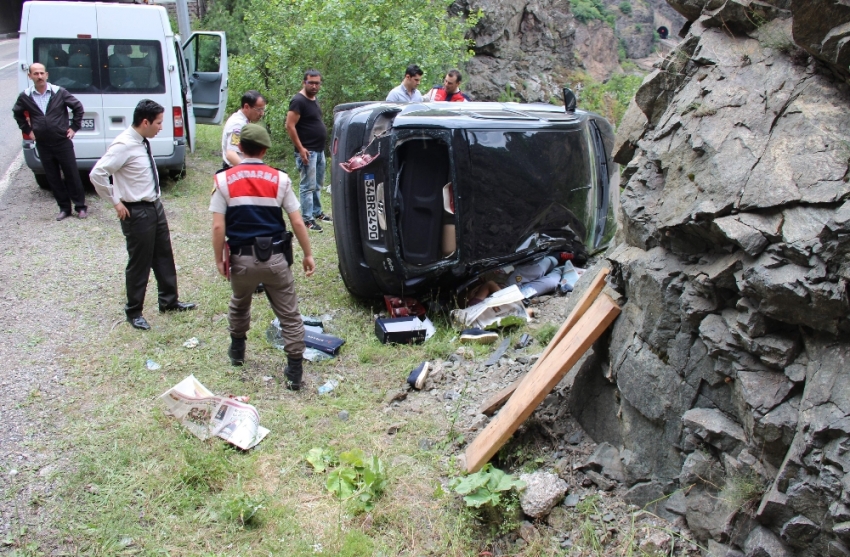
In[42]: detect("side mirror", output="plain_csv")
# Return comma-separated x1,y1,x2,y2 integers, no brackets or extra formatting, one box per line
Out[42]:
562,87,577,113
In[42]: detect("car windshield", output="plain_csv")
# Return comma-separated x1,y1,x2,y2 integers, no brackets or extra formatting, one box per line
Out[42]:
460,128,592,261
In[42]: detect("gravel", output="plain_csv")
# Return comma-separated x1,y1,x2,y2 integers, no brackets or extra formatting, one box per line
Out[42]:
0,167,136,544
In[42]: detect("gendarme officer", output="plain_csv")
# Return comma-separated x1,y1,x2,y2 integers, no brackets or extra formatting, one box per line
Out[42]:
210,124,315,389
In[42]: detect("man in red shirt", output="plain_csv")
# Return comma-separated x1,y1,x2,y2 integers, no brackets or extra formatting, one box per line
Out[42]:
424,69,471,102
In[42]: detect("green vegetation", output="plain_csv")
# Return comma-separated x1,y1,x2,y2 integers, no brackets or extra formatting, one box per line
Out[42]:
227,0,476,159
569,0,615,27
452,464,525,536
721,471,768,512
200,0,250,56
619,1,633,16
567,71,644,125
305,447,388,513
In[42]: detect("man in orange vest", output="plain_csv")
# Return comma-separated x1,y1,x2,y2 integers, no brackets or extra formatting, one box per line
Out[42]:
424,69,471,102
210,123,315,390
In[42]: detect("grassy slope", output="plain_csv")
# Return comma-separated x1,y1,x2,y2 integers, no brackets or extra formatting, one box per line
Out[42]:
49,125,481,556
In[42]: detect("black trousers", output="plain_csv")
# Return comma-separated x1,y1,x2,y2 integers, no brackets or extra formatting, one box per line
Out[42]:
39,139,87,213
120,200,178,318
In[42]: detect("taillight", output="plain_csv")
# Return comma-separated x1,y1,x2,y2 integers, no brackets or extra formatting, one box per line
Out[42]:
173,107,183,138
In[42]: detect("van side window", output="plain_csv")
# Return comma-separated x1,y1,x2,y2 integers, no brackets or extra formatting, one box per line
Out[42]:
101,40,165,93
33,39,99,93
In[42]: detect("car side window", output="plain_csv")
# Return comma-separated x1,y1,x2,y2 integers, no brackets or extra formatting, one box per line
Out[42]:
33,38,99,93
100,40,165,93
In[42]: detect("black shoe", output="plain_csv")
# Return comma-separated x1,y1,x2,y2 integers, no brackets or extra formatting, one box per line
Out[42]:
305,220,323,232
229,335,246,366
128,315,151,330
316,213,333,223
284,356,304,391
159,301,197,313
255,283,265,294
56,210,71,221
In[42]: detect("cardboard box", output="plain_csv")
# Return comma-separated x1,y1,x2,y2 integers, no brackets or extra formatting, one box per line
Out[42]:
375,316,427,345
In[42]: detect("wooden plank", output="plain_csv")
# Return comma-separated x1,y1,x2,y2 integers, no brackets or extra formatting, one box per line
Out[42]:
465,293,621,473
478,376,524,416
475,268,610,416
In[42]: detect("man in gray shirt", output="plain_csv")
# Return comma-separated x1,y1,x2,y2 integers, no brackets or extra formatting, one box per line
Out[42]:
386,64,424,103
90,99,195,331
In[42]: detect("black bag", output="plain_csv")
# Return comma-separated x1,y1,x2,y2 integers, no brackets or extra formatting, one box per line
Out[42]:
253,236,273,262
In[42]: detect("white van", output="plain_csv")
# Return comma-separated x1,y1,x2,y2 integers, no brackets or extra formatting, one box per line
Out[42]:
17,0,228,186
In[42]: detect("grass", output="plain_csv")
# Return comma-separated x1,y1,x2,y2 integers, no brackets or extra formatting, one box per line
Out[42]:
2,124,554,556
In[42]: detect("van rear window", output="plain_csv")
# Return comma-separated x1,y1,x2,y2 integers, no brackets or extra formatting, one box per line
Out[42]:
33,39,165,94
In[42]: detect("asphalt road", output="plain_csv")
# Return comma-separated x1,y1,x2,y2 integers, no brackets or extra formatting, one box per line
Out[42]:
0,38,22,181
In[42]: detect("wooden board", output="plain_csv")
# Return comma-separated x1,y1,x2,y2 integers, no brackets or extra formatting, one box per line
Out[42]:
465,293,621,472
475,268,610,416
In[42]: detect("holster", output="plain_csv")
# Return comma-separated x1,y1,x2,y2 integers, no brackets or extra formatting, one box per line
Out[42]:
282,232,294,267
253,236,273,262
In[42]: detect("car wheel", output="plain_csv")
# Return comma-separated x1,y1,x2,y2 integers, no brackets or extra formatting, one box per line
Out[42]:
332,174,383,299
34,173,50,190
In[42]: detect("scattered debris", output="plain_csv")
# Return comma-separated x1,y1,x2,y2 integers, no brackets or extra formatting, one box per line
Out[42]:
145,359,161,371
159,375,269,450
317,379,339,395
406,362,430,390
182,337,199,349
484,337,511,366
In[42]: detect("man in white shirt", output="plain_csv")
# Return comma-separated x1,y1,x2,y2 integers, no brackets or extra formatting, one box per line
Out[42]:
221,90,267,169
385,64,423,103
90,99,196,331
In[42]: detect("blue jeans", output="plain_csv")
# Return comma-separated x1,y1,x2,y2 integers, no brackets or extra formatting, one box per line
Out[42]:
295,150,325,221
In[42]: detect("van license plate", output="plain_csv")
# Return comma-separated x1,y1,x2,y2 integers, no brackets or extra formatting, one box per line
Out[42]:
80,118,95,131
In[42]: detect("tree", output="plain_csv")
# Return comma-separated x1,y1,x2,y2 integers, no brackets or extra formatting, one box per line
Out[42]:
228,0,476,156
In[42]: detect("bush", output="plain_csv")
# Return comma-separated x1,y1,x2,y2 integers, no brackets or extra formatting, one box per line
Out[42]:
619,1,632,16
228,0,475,159
568,71,644,126
569,0,615,27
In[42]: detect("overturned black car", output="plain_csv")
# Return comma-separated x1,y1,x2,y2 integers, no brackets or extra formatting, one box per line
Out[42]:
329,98,618,298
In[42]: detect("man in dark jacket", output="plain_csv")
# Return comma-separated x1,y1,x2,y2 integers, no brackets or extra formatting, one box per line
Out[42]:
12,63,88,220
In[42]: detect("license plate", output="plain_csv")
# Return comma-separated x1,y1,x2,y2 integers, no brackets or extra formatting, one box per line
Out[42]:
80,118,95,131
364,174,379,241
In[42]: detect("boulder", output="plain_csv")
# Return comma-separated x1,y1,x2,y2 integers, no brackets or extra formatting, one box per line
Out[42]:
518,471,567,519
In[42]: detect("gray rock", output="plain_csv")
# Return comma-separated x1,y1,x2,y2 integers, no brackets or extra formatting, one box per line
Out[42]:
734,371,794,414
743,525,791,557
666,490,688,516
682,408,747,454
685,488,734,542
563,493,580,508
518,472,568,519
337,410,349,421
713,215,770,256
707,539,745,557
680,450,725,488
625,480,677,521
780,515,820,548
581,442,626,482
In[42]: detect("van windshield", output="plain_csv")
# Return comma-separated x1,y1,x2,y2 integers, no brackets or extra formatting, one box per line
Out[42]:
33,38,165,94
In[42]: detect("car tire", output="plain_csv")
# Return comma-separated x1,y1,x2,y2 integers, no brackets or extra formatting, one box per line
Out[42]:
34,173,50,190
332,173,383,299
333,101,380,115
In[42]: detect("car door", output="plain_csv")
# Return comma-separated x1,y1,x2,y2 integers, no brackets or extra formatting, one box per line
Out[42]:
181,32,228,125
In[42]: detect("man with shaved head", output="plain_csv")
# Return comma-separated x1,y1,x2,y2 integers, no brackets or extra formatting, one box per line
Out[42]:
13,62,88,220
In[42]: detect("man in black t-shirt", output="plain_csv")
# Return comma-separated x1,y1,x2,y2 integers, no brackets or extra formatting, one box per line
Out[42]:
285,70,330,232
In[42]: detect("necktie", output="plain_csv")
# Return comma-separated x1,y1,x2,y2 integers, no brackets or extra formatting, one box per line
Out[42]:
143,138,160,197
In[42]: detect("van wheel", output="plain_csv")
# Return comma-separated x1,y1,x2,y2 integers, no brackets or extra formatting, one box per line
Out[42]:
332,176,383,299
34,173,51,190
168,164,187,181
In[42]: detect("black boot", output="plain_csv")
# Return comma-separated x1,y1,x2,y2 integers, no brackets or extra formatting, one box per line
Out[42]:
284,356,303,391
228,334,246,366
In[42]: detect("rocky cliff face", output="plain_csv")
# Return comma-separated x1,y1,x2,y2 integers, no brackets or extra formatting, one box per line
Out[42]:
570,1,850,555
453,0,685,101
